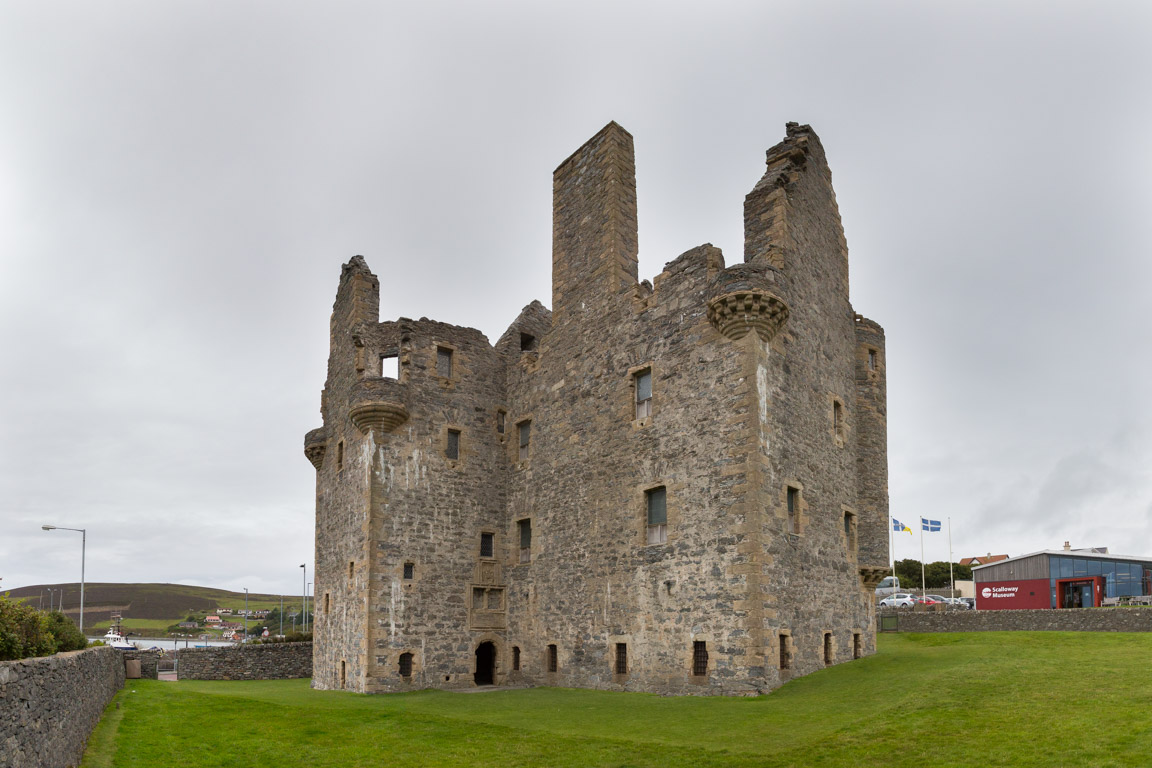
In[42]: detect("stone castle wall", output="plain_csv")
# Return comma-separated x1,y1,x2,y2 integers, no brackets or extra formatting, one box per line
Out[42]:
0,647,125,768
307,121,889,695
176,642,312,680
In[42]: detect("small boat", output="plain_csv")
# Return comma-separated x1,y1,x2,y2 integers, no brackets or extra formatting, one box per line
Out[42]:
103,612,136,650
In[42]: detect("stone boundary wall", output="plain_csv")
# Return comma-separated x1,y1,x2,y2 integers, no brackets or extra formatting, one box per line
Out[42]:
882,607,1152,633
177,642,312,680
121,649,160,679
0,646,125,768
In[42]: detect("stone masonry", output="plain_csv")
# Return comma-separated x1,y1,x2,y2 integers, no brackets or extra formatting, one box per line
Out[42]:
176,642,313,681
305,122,890,695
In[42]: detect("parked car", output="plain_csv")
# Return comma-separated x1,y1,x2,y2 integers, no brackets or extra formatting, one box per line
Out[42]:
879,593,915,608
914,595,946,606
875,576,901,597
958,597,975,610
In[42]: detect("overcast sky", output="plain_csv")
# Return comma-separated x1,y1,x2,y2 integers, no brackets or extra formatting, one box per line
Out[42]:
2,1,1150,596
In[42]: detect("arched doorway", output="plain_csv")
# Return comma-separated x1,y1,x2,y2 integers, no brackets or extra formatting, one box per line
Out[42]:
474,641,496,685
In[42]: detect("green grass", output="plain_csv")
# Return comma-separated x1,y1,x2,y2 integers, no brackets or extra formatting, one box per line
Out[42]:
82,632,1152,767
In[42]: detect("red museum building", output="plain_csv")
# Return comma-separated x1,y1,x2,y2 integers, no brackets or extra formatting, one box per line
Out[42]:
972,549,1152,610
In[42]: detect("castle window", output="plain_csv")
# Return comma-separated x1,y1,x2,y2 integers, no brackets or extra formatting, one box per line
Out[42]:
853,632,862,660
833,399,844,442
520,332,537,352
497,410,506,434
340,660,346,687
786,486,800,534
868,349,877,371
349,560,355,583
615,643,628,675
512,646,521,671
337,440,345,471
646,486,667,545
381,352,399,379
399,652,413,678
436,346,453,378
824,633,833,665
480,532,494,559
324,593,330,614
518,420,531,461
518,519,532,563
635,368,652,419
779,633,792,670
472,588,485,610
446,429,460,460
843,509,857,554
486,589,503,610
547,644,558,673
403,562,414,580
692,641,708,677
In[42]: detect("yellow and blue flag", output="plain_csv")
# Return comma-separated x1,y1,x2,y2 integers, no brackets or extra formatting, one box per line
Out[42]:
892,518,912,534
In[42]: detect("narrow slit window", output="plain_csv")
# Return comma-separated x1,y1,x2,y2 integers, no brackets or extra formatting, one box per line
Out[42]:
853,633,862,660
403,562,414,580
518,420,531,461
436,346,453,378
780,634,791,669
692,641,708,676
833,400,844,438
868,349,877,371
337,440,345,471
646,486,667,545
824,633,833,665
381,353,399,379
340,660,346,687
348,560,355,583
496,410,506,434
446,429,460,460
398,652,413,677
518,519,532,563
635,368,652,419
512,646,521,671
786,487,800,534
615,643,628,675
843,511,857,553
547,644,558,673
480,532,494,559
324,593,330,614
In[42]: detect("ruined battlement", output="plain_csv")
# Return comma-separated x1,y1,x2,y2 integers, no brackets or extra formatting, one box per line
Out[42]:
306,122,889,696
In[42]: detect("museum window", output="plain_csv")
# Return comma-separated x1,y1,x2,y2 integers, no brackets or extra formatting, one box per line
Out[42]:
547,644,558,673
512,646,521,671
646,486,667,545
446,429,460,460
635,368,652,419
518,518,532,563
436,346,453,378
480,532,495,559
824,633,833,665
518,420,531,461
615,643,628,675
403,562,414,580
786,486,800,534
399,652,413,678
381,352,399,379
496,410,506,434
692,641,708,677
853,632,862,660
779,633,791,670
520,332,537,352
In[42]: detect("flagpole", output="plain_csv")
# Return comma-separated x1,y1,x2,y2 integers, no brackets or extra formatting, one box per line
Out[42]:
948,517,955,599
920,518,926,599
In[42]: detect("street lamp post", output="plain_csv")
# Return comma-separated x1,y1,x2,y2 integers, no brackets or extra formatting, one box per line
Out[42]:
243,588,249,642
279,595,284,637
307,582,312,633
42,525,85,634
300,564,306,633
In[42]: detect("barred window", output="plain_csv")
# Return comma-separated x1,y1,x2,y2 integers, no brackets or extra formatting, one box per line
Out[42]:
399,652,413,677
615,643,628,675
403,562,414,580
436,346,453,378
692,641,708,676
480,532,494,559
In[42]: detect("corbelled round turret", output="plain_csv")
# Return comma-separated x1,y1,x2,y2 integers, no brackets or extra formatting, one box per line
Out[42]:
706,262,790,343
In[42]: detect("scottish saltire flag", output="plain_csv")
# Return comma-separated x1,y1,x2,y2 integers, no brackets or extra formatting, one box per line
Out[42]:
921,518,941,532
892,518,912,534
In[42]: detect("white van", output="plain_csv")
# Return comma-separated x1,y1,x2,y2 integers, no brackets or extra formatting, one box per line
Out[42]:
875,576,900,596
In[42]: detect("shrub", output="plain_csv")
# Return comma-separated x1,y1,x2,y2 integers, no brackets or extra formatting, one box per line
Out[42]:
42,610,88,652
0,595,56,660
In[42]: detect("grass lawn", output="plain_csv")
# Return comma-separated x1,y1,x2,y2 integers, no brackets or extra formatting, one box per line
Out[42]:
81,632,1152,767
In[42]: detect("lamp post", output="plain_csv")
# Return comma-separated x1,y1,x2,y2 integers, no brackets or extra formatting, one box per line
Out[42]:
46,588,54,612
307,582,312,633
279,595,284,637
243,588,249,643
300,564,306,633
42,525,85,634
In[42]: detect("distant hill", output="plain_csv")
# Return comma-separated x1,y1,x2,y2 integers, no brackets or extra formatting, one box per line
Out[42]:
5,583,301,627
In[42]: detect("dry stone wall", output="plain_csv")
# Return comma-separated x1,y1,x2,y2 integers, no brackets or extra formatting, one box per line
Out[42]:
886,608,1152,633
176,642,312,680
0,647,124,768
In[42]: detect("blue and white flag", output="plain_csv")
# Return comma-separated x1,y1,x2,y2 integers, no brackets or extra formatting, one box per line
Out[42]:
921,518,941,532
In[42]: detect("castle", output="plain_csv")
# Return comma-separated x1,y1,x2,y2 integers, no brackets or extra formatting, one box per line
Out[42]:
304,122,890,695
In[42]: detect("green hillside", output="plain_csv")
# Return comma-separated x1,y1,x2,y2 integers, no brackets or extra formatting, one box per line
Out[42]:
5,583,306,632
